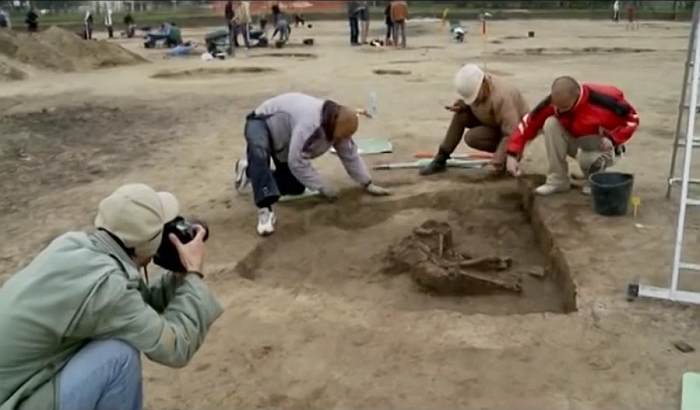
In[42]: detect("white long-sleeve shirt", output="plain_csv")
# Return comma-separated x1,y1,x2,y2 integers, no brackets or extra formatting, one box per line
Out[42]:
0,10,10,30
105,9,113,26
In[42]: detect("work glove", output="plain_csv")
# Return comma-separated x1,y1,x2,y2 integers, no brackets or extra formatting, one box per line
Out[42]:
318,186,339,201
505,155,522,177
365,182,391,196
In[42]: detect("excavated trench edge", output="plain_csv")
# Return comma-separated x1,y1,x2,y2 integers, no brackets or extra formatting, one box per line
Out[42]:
518,178,577,313
236,180,577,314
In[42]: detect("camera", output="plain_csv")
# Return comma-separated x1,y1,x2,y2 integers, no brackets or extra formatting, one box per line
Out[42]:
153,216,209,273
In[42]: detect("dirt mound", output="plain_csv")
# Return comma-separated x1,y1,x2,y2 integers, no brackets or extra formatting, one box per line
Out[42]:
384,220,522,295
150,66,277,80
0,26,147,73
0,61,26,81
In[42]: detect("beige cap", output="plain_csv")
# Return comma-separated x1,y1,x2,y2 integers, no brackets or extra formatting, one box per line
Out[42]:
454,64,485,104
95,183,179,256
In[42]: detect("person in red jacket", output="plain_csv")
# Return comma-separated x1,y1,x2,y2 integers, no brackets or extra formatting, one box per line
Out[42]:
505,76,639,195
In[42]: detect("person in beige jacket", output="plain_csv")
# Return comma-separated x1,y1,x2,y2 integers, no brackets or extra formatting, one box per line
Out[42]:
420,64,530,176
234,1,252,48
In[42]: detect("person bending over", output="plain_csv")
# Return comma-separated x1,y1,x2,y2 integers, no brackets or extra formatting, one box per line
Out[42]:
420,64,529,176
234,92,391,236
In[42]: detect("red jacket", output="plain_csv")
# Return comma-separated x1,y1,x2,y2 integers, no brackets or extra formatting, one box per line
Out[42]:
506,83,639,157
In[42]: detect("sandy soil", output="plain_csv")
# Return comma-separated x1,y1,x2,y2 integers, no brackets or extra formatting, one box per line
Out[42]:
2,19,700,409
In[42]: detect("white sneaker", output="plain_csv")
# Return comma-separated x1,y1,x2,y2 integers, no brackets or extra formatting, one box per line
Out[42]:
257,208,276,236
535,182,571,196
234,159,250,194
581,185,592,195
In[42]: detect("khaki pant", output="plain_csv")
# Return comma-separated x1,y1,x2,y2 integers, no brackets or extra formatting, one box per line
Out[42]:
392,20,406,48
543,117,615,185
439,106,506,157
360,19,369,43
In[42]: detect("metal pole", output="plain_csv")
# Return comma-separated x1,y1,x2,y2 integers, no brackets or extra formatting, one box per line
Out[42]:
671,10,700,298
667,1,700,198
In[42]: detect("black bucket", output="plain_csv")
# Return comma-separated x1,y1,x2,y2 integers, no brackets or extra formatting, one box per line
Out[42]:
589,172,634,216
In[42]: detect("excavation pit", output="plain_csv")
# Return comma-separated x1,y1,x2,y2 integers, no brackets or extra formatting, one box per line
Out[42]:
491,47,656,57
373,69,411,76
150,66,276,79
235,182,576,316
248,52,317,60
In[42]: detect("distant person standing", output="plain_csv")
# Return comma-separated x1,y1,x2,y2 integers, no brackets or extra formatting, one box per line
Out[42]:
105,7,114,38
626,2,638,30
612,0,620,22
124,13,135,38
25,6,38,32
272,12,291,43
347,1,360,46
390,0,408,49
358,1,370,45
383,1,393,46
234,1,251,49
224,0,236,54
84,9,94,40
0,8,10,30
259,13,268,36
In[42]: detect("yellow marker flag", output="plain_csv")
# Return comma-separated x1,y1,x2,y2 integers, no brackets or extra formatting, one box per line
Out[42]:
631,196,641,218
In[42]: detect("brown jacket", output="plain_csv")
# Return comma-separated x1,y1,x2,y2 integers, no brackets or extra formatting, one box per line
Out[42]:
468,75,530,155
390,1,408,22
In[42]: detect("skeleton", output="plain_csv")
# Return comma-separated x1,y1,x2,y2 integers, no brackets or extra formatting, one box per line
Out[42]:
384,220,522,295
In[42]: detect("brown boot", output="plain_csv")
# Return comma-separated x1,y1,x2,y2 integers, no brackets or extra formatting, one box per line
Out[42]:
419,149,450,176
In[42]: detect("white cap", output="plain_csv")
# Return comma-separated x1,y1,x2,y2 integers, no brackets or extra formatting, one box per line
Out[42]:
454,64,485,104
95,184,179,256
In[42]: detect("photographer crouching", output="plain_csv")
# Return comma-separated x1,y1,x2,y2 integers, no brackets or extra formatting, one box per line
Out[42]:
0,183,223,410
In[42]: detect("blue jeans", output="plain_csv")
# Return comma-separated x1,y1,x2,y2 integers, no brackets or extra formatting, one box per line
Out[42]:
244,117,305,209
272,23,290,42
235,23,251,48
227,22,235,55
349,17,359,44
58,340,142,410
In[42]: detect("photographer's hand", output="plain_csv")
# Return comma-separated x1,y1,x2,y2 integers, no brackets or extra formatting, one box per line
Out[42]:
169,225,206,275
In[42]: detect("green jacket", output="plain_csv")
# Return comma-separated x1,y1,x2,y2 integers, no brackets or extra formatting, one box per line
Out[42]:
168,25,182,44
0,231,223,410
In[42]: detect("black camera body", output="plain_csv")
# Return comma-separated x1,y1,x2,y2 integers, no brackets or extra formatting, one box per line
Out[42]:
153,217,209,273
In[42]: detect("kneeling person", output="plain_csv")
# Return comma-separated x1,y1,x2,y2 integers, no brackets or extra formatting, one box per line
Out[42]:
0,184,222,410
505,76,639,195
235,92,390,236
421,64,530,175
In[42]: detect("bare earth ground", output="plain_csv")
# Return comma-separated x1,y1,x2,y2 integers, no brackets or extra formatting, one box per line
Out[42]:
3,19,700,409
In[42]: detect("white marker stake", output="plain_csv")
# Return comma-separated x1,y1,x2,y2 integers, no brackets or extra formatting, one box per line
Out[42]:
367,91,378,118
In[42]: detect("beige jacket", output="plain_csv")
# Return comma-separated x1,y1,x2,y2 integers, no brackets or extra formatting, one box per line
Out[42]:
234,1,251,24
467,75,530,157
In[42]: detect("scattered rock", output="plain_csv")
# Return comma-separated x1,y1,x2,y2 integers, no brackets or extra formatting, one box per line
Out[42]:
528,267,546,279
673,340,695,353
